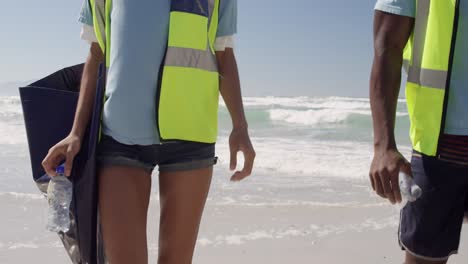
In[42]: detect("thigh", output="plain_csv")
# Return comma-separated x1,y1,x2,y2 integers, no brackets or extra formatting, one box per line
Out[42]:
99,165,152,264
405,253,447,264
157,167,213,264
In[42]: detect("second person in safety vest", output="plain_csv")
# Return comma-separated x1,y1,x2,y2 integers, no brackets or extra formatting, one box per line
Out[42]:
42,0,256,263
370,1,468,263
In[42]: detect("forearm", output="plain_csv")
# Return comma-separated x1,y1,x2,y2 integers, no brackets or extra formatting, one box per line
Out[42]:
217,49,248,129
70,43,104,139
370,50,403,151
370,11,414,152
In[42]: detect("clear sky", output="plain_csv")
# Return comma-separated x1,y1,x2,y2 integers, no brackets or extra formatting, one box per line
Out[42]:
0,0,377,97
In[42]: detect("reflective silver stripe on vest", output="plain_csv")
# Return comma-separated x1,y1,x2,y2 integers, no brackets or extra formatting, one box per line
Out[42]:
408,66,448,90
403,59,410,73
406,0,448,90
165,47,218,72
164,0,218,72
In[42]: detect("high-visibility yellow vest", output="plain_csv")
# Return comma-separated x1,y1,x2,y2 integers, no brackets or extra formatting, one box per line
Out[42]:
90,0,220,144
403,0,460,156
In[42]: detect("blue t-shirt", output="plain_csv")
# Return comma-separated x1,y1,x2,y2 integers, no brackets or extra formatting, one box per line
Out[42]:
79,0,237,145
376,0,468,135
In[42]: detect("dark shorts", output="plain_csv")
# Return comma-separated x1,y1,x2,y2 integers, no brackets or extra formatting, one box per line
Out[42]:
399,151,468,261
97,135,217,173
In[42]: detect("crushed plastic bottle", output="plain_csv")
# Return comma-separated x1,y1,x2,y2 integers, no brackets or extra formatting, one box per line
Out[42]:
398,171,422,209
46,164,72,232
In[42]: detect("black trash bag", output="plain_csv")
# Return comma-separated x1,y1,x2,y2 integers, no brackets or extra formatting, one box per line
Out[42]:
19,64,106,264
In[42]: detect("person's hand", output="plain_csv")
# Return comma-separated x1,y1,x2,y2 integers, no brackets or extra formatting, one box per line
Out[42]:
229,127,256,181
370,148,411,204
42,134,82,177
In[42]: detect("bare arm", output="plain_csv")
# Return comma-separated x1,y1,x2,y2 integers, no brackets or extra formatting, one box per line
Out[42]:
369,11,414,204
370,11,413,151
42,43,104,176
71,43,104,138
216,48,255,181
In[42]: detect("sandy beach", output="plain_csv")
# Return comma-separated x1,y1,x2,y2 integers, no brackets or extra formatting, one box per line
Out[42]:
2,170,468,264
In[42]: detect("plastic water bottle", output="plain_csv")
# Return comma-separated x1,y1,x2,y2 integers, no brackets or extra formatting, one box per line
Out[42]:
399,172,422,209
46,164,73,232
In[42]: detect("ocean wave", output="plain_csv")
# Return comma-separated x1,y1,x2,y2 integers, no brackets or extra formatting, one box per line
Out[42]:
0,96,21,105
228,96,372,110
268,108,366,125
228,96,406,109
219,96,409,127
0,96,30,144
1,95,408,131
268,108,407,126
0,96,23,118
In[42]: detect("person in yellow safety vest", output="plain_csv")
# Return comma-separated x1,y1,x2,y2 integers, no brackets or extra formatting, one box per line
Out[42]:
42,1,255,263
370,1,468,263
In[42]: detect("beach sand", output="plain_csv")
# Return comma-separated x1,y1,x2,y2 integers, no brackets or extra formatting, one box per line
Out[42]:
1,179,467,264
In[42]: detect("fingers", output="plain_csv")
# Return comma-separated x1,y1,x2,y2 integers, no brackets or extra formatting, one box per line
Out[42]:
371,165,405,204
230,148,237,171
369,171,376,191
391,171,402,204
373,174,385,199
400,159,412,177
231,149,255,182
42,146,63,177
380,169,396,204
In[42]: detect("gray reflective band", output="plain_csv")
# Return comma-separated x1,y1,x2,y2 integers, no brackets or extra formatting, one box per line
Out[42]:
406,0,448,89
165,47,218,72
403,59,410,73
407,66,448,90
164,0,218,73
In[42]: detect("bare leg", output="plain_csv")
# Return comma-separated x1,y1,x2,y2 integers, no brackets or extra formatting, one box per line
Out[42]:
157,167,213,264
99,166,152,264
405,252,448,264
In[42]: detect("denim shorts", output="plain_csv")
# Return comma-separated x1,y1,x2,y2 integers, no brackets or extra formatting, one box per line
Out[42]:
96,135,217,173
399,151,468,261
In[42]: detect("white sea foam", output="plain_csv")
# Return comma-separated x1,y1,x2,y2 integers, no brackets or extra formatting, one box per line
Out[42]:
0,192,44,201
193,216,398,246
216,136,412,180
0,97,27,145
0,96,21,107
7,243,40,250
239,96,371,109
220,96,409,126
226,96,406,109
213,199,389,208
269,108,407,126
268,108,369,125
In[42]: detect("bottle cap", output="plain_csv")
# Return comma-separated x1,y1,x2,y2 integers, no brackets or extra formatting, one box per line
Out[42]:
56,164,65,175
411,185,422,199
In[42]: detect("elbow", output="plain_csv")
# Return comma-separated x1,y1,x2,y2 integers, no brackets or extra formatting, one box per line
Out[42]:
89,43,105,64
373,34,405,60
216,48,236,77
